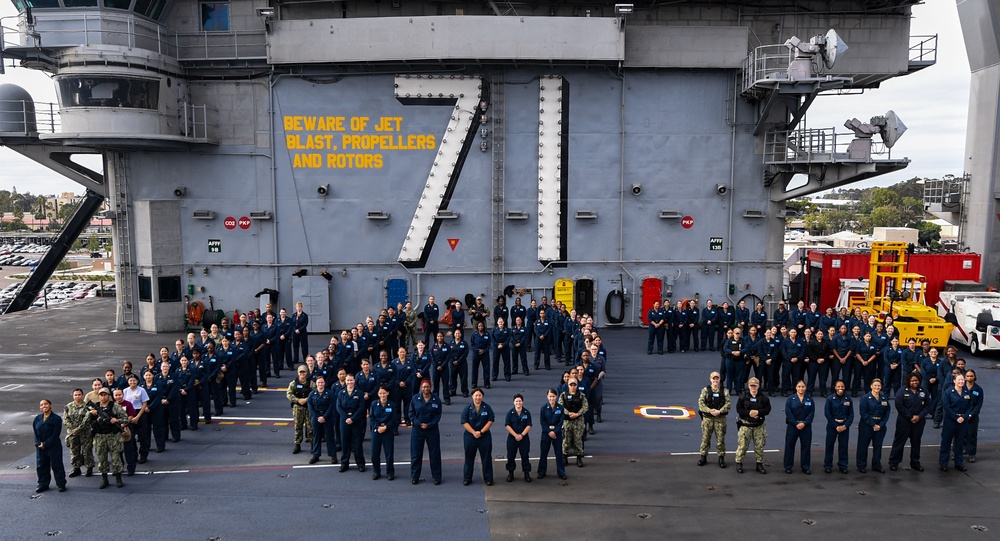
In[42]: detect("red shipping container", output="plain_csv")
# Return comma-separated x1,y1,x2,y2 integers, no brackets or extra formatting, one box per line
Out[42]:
805,250,981,311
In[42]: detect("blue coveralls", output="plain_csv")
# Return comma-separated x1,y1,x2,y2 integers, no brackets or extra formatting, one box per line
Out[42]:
647,306,665,354
461,401,495,483
857,391,890,470
966,383,984,457
823,392,854,472
939,385,973,469
882,345,903,396
779,337,805,394
700,305,719,351
273,315,293,372
369,398,399,477
422,302,440,347
33,412,66,491
533,318,553,369
449,337,470,396
854,341,880,395
291,310,309,365
175,367,195,430
511,325,528,375
307,387,337,459
505,407,533,474
491,325,511,381
888,386,929,468
409,393,443,482
337,387,367,469
470,331,491,388
783,393,815,472
537,402,566,479
429,342,451,402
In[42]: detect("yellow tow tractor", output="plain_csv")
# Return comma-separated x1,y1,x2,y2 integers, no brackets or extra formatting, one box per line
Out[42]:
848,241,953,347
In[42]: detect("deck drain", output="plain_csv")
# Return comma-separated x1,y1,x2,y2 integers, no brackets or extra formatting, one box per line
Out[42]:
476,508,488,514
971,525,988,532
279,474,288,478
45,531,60,537
629,458,639,463
856,491,868,496
322,503,335,509
16,465,28,469
239,452,249,456
3,441,16,446
30,494,42,500
174,499,186,504
637,513,652,519
705,486,716,491
802,519,816,525
208,537,223,541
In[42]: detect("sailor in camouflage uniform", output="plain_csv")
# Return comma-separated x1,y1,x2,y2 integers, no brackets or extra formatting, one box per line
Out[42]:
64,388,94,478
697,372,730,468
734,377,771,474
88,388,127,489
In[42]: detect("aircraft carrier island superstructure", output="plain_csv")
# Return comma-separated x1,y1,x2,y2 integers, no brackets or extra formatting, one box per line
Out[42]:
0,1,933,332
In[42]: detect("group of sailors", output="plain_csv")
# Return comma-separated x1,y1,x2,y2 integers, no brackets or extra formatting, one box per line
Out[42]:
285,295,608,485
35,295,609,491
697,365,984,476
650,299,959,403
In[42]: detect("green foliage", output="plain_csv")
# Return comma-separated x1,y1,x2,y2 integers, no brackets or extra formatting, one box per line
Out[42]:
914,221,942,247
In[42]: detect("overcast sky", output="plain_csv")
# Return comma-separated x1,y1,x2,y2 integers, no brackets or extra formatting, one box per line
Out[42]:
0,1,970,196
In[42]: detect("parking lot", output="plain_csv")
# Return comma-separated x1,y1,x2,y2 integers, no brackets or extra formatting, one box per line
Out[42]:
0,242,113,312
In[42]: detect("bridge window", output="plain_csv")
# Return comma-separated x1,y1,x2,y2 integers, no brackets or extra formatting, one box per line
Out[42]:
201,1,230,32
57,76,159,109
103,0,132,9
18,1,61,8
64,1,99,7
134,0,167,18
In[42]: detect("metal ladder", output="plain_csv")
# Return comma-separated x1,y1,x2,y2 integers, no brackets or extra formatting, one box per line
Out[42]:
490,71,506,302
110,151,137,329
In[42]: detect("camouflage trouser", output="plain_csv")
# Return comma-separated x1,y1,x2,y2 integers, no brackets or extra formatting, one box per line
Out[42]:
562,418,585,457
699,417,727,456
93,433,123,474
735,424,767,464
292,405,313,445
66,431,95,469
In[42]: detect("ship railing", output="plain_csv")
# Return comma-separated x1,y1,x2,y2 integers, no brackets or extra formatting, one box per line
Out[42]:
1,12,266,61
0,99,60,135
909,34,937,66
171,102,217,140
173,31,267,61
740,44,793,98
763,127,897,165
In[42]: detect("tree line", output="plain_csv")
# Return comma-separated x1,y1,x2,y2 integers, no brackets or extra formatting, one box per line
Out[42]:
786,177,943,247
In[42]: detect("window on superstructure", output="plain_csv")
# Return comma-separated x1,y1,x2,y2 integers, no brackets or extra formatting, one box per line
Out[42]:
158,276,181,303
103,0,132,9
23,0,61,8
63,0,99,7
57,76,159,109
201,1,230,32
134,0,166,18
138,276,152,303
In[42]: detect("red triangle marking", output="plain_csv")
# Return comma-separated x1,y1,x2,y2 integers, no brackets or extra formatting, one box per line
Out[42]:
447,238,459,251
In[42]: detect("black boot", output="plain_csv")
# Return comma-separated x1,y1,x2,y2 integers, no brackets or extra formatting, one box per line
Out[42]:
506,472,514,482
756,462,767,475
524,472,532,482
697,455,707,466
99,473,109,489
736,462,744,474
596,411,602,423
588,424,595,435
115,473,124,488
292,444,301,454
576,456,584,468
85,466,94,477
719,456,727,469
68,467,82,478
